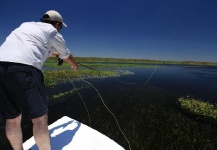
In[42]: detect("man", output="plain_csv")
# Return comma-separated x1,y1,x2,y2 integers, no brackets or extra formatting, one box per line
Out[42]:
0,10,78,150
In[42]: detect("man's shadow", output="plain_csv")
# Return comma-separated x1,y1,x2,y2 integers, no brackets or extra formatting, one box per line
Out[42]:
30,120,81,150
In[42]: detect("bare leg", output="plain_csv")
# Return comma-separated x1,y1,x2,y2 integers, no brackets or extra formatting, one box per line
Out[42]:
5,114,23,150
32,114,51,150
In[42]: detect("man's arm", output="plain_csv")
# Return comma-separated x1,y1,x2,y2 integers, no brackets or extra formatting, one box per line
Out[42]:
64,54,78,71
50,52,78,71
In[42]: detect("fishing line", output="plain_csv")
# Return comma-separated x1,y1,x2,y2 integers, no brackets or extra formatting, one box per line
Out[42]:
58,66,92,126
56,57,158,150
70,81,91,126
78,57,158,86
78,63,101,75
75,58,158,150
59,68,131,150
113,57,158,85
78,75,132,150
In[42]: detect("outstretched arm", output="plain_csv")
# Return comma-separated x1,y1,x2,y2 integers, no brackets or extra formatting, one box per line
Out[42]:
50,52,78,71
64,54,78,72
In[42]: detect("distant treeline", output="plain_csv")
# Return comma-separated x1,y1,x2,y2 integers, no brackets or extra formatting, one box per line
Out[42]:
48,57,217,66
75,57,217,66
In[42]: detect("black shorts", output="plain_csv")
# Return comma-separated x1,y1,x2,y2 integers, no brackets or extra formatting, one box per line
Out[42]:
0,62,48,119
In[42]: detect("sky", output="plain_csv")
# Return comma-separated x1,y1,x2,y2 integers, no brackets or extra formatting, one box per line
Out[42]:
1,0,217,62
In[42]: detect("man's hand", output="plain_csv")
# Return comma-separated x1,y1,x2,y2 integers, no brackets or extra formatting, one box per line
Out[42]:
65,54,78,72
70,62,78,72
57,57,63,66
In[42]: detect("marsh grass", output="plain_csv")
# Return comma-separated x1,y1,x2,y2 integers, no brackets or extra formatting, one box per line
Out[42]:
44,57,154,69
43,69,118,87
178,97,217,123
51,88,78,99
74,57,217,66
78,62,150,68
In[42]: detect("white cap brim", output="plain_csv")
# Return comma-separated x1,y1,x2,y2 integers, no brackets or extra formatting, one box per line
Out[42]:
63,22,67,28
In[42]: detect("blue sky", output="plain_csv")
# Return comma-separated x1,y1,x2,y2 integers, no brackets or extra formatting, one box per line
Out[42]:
1,0,217,62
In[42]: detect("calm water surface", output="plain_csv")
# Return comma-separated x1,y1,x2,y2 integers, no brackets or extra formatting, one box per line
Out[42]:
114,65,217,103
47,64,217,104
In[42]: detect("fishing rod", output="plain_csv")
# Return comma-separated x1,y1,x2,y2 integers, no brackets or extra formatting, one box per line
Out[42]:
56,56,158,86
77,63,101,75
57,57,100,74
78,60,158,86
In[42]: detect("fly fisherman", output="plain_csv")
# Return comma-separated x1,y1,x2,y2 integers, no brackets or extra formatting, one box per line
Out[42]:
0,10,78,150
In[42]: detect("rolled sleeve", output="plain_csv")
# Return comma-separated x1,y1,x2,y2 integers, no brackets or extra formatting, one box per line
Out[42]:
49,31,71,59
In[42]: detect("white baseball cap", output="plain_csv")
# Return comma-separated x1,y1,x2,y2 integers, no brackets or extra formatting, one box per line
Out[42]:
42,10,67,27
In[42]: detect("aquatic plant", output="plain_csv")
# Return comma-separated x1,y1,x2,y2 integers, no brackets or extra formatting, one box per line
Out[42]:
43,69,118,87
51,87,84,99
178,97,217,120
43,70,77,87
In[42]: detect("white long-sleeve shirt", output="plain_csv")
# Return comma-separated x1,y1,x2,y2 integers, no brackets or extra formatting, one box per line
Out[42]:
0,22,71,70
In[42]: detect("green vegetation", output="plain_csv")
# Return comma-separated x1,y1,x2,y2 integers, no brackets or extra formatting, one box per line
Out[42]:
43,69,118,87
75,57,217,66
51,89,78,99
178,97,217,120
44,57,151,69
44,57,153,88
44,56,217,88
44,70,76,87
46,57,217,67
79,62,149,68
51,87,83,99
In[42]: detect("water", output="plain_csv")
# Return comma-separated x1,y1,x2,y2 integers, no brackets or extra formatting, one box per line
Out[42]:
113,65,217,103
1,64,216,110
44,63,217,103
1,64,217,149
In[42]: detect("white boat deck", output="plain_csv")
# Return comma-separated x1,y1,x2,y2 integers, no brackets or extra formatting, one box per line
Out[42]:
23,116,125,150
